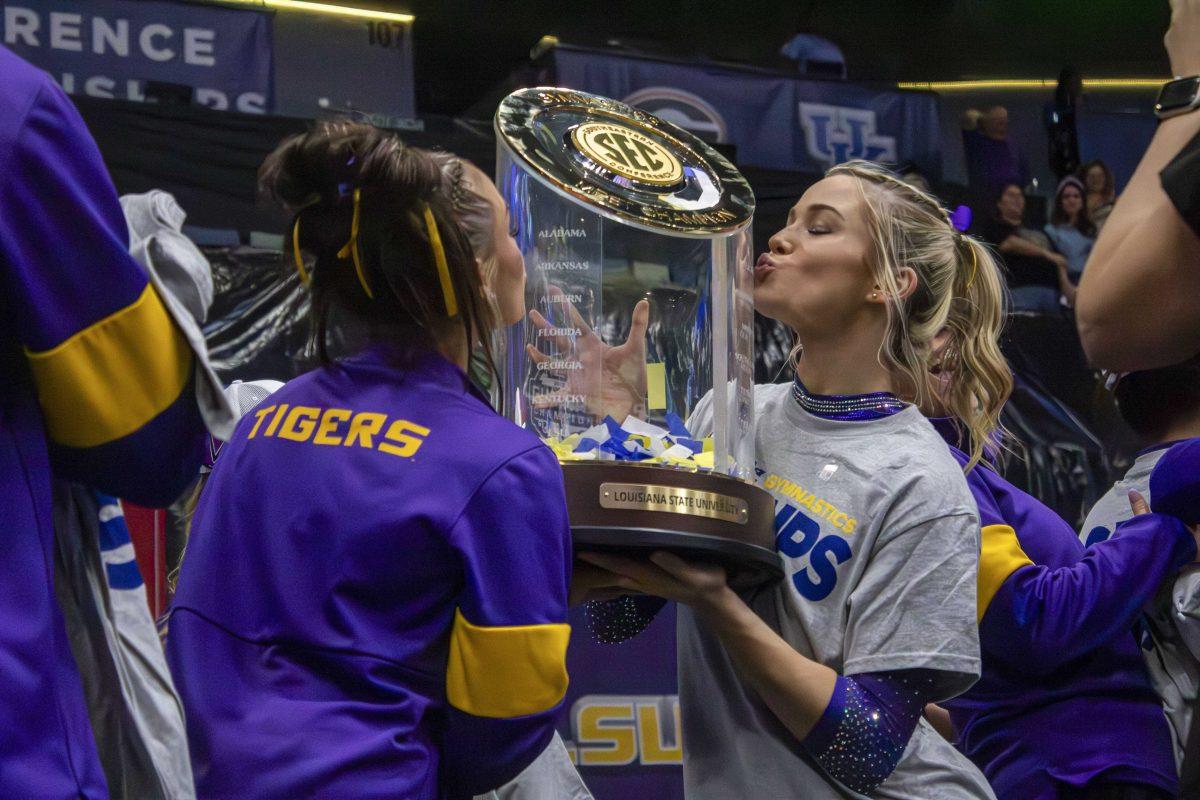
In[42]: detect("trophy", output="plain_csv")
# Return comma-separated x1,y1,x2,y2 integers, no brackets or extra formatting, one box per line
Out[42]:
495,87,780,587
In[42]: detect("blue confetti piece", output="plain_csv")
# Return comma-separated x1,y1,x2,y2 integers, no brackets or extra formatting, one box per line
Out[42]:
665,412,691,438
602,416,629,443
599,438,628,458
599,438,653,460
573,438,600,453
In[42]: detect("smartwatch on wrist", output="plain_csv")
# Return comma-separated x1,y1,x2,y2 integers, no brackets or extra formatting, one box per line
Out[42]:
1155,76,1200,119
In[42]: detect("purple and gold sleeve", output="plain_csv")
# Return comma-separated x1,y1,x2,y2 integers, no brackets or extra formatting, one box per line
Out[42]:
441,444,572,799
969,474,1196,674
0,77,203,505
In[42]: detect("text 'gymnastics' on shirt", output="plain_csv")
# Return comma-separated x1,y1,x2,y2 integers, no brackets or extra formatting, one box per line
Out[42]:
762,472,858,534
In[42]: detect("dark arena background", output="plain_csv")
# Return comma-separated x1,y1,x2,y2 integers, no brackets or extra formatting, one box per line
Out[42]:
4,1,1200,799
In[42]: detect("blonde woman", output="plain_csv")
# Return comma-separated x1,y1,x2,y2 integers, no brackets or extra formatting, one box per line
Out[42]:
585,162,1006,798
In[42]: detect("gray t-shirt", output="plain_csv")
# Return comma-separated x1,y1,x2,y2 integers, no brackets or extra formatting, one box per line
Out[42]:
681,383,994,800
1079,448,1167,548
1080,446,1200,773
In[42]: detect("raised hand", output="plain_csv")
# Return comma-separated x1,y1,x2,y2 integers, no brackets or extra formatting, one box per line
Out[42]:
526,284,650,421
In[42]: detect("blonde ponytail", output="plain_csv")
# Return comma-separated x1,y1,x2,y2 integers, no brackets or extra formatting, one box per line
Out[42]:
824,161,1012,471
939,235,1013,471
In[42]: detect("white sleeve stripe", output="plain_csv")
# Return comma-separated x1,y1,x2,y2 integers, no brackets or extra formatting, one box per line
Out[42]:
100,542,137,565
98,503,124,522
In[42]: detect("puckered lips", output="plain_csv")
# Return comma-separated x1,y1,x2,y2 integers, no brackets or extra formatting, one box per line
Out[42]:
754,253,777,287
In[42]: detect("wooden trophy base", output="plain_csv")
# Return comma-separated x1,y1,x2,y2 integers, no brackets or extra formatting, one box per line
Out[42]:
562,461,782,590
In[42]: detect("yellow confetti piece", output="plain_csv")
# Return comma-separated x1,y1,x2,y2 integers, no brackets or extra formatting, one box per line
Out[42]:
645,363,667,410
544,435,591,461
540,433,716,470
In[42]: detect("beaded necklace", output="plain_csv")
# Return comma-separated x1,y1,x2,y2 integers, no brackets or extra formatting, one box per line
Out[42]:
791,376,907,421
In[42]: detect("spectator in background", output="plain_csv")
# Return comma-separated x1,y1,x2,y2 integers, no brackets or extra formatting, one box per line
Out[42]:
963,105,1031,208
978,182,1076,312
1045,176,1096,283
1080,159,1117,232
1077,0,1200,370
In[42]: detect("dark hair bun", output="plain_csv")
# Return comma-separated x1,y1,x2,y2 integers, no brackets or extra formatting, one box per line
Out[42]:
259,121,443,212
259,120,498,372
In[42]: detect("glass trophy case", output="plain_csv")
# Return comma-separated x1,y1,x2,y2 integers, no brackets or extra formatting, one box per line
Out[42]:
495,87,779,586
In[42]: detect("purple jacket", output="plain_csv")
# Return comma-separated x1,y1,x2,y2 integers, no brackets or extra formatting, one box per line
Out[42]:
0,46,206,799
167,347,573,799
934,423,1187,799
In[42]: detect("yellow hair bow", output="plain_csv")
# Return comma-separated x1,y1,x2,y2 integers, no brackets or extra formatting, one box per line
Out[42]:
422,202,459,317
337,188,374,299
291,216,310,285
